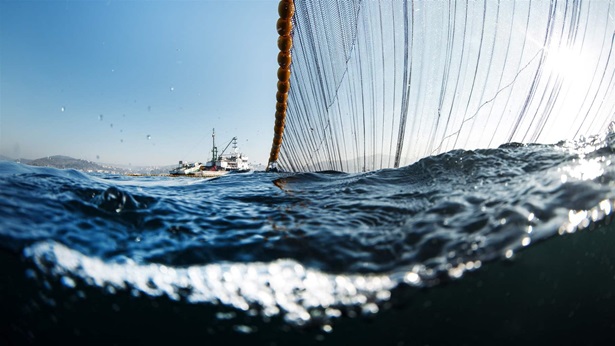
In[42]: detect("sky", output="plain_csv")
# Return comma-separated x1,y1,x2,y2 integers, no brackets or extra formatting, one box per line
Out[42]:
0,0,280,167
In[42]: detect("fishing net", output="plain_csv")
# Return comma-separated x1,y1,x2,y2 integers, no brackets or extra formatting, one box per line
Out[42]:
272,0,615,172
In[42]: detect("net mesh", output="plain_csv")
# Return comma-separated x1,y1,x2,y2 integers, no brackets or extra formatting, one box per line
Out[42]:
276,0,615,172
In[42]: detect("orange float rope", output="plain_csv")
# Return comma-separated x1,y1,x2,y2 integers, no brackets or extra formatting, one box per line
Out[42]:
266,0,294,172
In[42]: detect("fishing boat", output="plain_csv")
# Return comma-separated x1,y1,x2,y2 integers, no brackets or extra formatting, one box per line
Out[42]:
168,161,204,175
169,129,251,177
203,129,251,173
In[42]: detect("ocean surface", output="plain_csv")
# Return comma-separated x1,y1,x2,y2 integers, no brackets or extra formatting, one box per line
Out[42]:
2,129,615,345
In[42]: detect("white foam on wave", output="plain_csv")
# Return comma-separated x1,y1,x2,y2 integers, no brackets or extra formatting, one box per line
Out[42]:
23,241,397,326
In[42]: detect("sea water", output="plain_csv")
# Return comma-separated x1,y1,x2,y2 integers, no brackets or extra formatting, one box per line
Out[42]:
1,129,615,345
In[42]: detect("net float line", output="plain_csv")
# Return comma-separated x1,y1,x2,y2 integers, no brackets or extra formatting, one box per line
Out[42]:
267,0,294,172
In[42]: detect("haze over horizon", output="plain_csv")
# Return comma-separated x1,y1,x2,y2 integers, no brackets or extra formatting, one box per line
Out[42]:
1,0,280,167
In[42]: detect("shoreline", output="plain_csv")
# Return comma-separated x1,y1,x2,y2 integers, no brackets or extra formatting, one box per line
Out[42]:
125,172,229,178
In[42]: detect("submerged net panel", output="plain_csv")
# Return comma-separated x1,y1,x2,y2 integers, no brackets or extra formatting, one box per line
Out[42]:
276,0,615,172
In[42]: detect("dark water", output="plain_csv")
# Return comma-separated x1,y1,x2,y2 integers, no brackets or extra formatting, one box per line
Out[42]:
2,131,615,345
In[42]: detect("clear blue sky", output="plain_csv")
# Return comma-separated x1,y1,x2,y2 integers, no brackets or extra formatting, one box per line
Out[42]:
0,0,279,167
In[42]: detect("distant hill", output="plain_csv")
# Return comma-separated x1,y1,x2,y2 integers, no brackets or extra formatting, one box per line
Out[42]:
24,155,177,175
0,155,32,164
0,154,17,162
26,155,127,173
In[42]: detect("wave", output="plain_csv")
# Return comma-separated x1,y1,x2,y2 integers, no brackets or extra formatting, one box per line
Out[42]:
1,130,614,344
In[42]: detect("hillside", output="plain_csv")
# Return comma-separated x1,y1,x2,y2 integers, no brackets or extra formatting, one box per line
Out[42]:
26,155,130,174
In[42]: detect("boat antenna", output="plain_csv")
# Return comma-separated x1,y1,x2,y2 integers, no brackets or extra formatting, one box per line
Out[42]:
211,128,218,163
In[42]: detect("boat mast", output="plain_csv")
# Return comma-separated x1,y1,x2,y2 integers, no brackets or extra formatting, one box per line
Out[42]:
211,128,218,164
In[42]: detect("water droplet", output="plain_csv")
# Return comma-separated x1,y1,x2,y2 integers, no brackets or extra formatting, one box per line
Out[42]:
362,303,379,315
25,269,37,280
215,311,236,320
146,135,151,140
404,272,420,284
61,106,65,112
505,249,514,259
233,325,255,334
120,139,124,143
99,114,104,121
60,276,76,288
110,123,113,128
